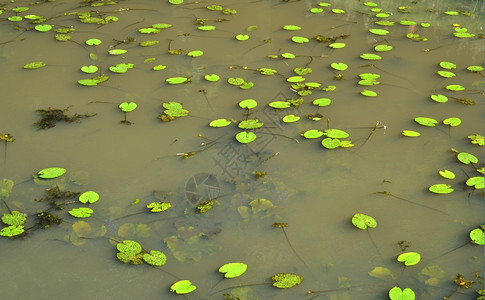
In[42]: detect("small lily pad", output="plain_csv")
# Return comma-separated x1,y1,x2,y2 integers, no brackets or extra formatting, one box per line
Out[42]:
147,202,172,212
108,49,127,55
187,50,203,57
397,252,421,266
209,119,231,127
1,211,27,226
361,90,377,97
321,138,340,149
143,250,167,266
329,42,346,49
313,98,331,107
469,228,485,245
271,273,303,289
429,184,453,194
351,213,377,230
324,129,349,138
445,84,465,91
204,74,220,82
291,36,309,43
69,207,94,218
235,132,256,144
457,152,478,164
439,61,456,70
79,191,99,204
166,77,188,84
282,115,300,123
117,240,142,254
239,99,258,109
437,71,456,78
81,65,98,74
330,62,348,71
303,130,324,139
369,29,389,35
283,25,301,31
430,94,448,103
402,130,420,137
219,262,248,278
389,287,415,300
119,102,137,112
238,119,263,129
374,44,392,52
23,61,46,69
37,167,66,179
466,177,484,189
235,34,249,41
0,225,24,237
198,25,215,31
170,280,197,294
414,117,438,127
439,170,455,179
269,101,291,109
443,117,461,127
360,53,382,60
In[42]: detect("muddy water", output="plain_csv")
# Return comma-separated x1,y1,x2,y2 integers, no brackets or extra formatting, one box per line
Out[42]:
0,0,483,299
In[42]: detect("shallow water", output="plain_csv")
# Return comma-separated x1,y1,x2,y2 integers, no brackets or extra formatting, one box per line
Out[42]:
0,0,483,299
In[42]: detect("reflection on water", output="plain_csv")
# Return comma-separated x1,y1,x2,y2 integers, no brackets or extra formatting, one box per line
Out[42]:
0,0,483,299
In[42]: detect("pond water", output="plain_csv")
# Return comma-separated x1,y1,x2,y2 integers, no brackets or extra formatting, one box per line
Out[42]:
0,0,483,299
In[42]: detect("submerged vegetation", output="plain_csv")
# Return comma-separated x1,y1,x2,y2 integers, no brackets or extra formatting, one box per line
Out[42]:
0,0,483,299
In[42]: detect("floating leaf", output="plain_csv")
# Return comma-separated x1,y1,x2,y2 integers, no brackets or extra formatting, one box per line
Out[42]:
139,28,159,34
281,52,295,59
466,177,484,189
457,152,478,164
310,8,324,13
169,0,184,4
470,228,485,245
269,101,291,109
139,40,159,47
78,79,100,86
303,130,324,139
85,38,102,46
439,170,455,179
239,99,257,109
79,191,99,204
257,68,278,75
81,65,98,74
321,138,340,149
400,20,416,26
69,207,94,218
108,49,127,55
2,211,26,226
286,76,305,83
374,45,392,52
361,89,377,96
37,167,66,179
8,16,23,22
143,250,167,266
166,77,188,84
228,77,245,86
282,115,300,123
313,98,331,107
468,134,484,146
442,117,461,127
445,84,465,91
330,62,348,71
294,67,312,75
235,132,256,144
324,129,349,138
152,23,172,29
240,82,254,89
23,61,46,69
219,262,248,278
429,184,453,194
171,280,196,294
119,102,137,112
238,119,263,129
360,53,382,60
351,213,377,230
0,225,24,237
467,65,484,72
147,202,172,212
109,63,134,73
369,29,389,35
209,119,231,128
283,25,301,31
34,24,52,32
117,240,142,255
389,287,416,300
235,34,249,41
153,65,167,71
271,273,303,288
198,25,215,31
187,50,203,57
397,252,421,266
439,61,456,70
414,117,438,127
430,94,448,103
437,71,455,78
329,42,346,49
402,130,420,137
332,8,345,14
291,36,309,43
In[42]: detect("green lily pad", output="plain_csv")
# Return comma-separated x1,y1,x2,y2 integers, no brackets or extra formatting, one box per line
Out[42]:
321,138,340,149
457,152,478,164
8,16,23,22
445,84,465,91
108,49,127,55
34,24,52,32
140,40,159,47
257,68,278,75
439,61,456,70
359,73,380,80
119,102,137,112
37,167,66,179
437,71,456,78
360,53,382,60
238,119,263,129
143,250,167,266
152,23,172,29
442,117,461,126
235,34,249,41
2,211,27,226
291,36,309,43
235,132,256,144
78,79,100,86
228,77,245,86
332,8,345,14
166,77,188,84
269,101,291,109
81,65,98,74
79,191,99,204
430,94,448,103
361,90,377,96
187,50,203,57
324,129,349,138
389,287,415,300
313,98,331,107
282,115,300,123
117,240,142,254
439,170,455,179
303,130,324,139
374,44,392,52
369,29,389,35
286,76,305,83
397,252,421,266
170,280,197,294
153,65,166,71
69,207,94,218
147,201,172,212
402,130,420,137
23,61,46,69
209,119,231,128
0,225,24,237
469,228,485,245
271,273,303,289
351,213,377,230
429,184,453,194
85,38,102,46
204,74,220,82
414,117,438,127
468,134,484,146
139,28,160,34
310,8,323,13
239,82,254,89
198,25,215,31
281,52,296,59
169,0,183,4
294,67,312,75
467,65,484,72
219,262,248,278
329,42,346,49
239,99,257,109
330,62,348,71
283,25,301,31
466,177,484,189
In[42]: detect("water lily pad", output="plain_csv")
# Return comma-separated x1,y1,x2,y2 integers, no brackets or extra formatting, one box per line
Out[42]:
37,167,66,179
198,25,215,31
467,65,484,72
321,138,341,149
324,129,349,138
258,68,278,75
439,170,455,179
269,101,291,109
143,250,167,266
332,8,345,14
171,280,196,294
108,49,127,55
69,207,94,218
414,117,438,127
445,84,464,91
286,76,305,83
374,44,392,52
209,119,231,127
117,240,142,255
166,77,188,84
35,24,52,32
283,25,301,31
466,177,484,189
457,152,478,164
310,8,324,13
361,90,377,96
140,40,159,47
439,61,456,70
443,117,461,126
235,132,256,144
330,62,348,71
437,71,455,78
187,50,203,57
153,65,166,71
430,94,448,103
469,228,485,245
468,134,484,146
0,225,24,237
235,34,249,41
313,98,331,107
369,29,389,35
389,287,415,300
351,213,377,230
228,77,245,86
147,202,172,212
402,130,420,137
291,36,309,43
239,99,258,109
238,119,263,129
23,61,46,69
329,42,346,49
360,53,382,60
429,184,453,194
109,63,134,73
281,53,295,59
303,130,324,139
79,191,99,204
2,211,26,226
219,262,248,278
282,115,300,123
119,102,137,112
271,273,303,288
81,65,98,74
397,252,421,266
85,38,102,45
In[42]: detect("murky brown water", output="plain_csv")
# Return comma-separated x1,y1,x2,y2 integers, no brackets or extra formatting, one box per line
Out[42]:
0,0,483,299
